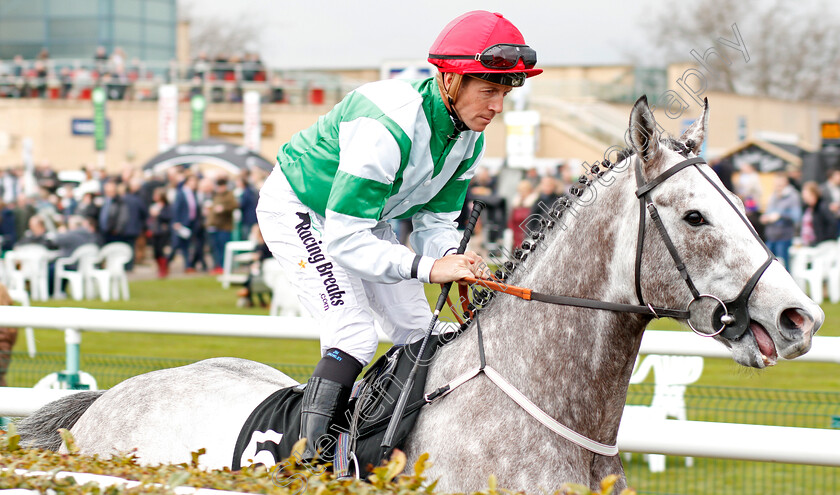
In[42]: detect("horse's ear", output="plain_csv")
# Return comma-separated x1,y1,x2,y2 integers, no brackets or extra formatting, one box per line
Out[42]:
628,95,660,162
679,97,709,155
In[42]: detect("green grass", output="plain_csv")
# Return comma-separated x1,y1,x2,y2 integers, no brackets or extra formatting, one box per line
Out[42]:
19,276,468,368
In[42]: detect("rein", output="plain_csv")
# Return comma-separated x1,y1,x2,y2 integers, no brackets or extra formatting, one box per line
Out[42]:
455,155,774,338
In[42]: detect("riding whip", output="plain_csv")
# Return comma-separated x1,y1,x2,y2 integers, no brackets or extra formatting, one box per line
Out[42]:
380,200,486,456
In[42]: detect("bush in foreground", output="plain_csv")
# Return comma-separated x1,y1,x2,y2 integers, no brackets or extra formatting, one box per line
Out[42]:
0,427,634,495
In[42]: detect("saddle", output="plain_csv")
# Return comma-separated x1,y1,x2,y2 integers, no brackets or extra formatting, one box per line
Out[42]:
231,334,445,478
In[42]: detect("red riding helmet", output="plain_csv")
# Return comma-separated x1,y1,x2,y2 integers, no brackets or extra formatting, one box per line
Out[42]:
428,11,543,87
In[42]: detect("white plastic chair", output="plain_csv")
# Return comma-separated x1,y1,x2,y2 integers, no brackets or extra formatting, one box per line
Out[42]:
53,243,100,300
34,370,98,390
261,259,303,317
623,354,704,472
6,287,35,358
4,244,52,301
790,241,838,303
826,242,840,304
221,240,256,288
88,242,132,302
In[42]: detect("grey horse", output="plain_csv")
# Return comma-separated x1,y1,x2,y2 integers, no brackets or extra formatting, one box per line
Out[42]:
19,96,822,493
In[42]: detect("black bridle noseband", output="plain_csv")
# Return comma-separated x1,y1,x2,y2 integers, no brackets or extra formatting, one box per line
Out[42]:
634,155,774,339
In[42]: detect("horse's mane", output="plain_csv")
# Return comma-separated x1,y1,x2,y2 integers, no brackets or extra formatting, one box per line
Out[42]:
464,137,692,320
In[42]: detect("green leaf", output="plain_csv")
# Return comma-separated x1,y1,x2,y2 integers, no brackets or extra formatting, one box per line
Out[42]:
600,474,618,495
413,452,430,477
488,473,498,494
58,428,78,454
168,470,191,488
5,422,20,452
382,449,407,482
560,482,593,494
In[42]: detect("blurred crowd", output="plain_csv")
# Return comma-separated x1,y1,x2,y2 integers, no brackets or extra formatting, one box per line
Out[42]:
457,161,840,273
1,158,832,291
0,162,267,279
0,48,284,103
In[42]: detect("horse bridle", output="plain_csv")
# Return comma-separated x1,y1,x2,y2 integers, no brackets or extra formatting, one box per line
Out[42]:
463,154,775,340
422,154,777,458
633,155,774,339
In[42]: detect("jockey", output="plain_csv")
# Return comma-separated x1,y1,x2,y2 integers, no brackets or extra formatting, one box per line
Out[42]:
255,10,542,461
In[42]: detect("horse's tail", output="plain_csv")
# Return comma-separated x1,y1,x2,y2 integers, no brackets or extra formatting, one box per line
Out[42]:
16,390,106,451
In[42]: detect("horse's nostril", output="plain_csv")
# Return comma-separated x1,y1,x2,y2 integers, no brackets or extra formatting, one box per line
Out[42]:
779,308,812,340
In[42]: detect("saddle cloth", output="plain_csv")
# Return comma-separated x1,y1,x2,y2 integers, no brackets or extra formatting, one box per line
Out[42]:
232,335,444,477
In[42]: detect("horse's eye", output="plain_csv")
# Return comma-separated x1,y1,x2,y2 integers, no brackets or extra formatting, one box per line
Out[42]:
683,211,707,226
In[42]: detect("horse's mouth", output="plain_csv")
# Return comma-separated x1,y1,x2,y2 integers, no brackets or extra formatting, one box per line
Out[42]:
750,320,777,367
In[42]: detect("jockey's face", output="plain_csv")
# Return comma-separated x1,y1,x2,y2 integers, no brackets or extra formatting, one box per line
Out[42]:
448,74,511,132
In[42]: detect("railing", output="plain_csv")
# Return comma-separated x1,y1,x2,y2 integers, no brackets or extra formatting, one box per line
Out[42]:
0,57,364,105
0,305,838,389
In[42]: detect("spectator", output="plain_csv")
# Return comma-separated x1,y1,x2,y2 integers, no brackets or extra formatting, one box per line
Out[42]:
121,178,149,269
0,283,17,387
98,179,125,244
148,187,172,278
189,76,203,99
76,192,100,225
75,166,103,200
213,53,229,81
711,158,734,192
530,175,562,218
800,181,837,247
270,75,285,103
191,176,214,271
735,162,762,214
11,55,25,78
110,46,126,76
17,214,56,249
94,46,109,78
168,174,199,273
13,195,37,243
59,66,73,97
32,60,47,97
787,166,803,192
0,201,16,251
760,172,802,271
241,52,260,81
466,167,505,250
820,168,840,229
236,171,258,240
53,215,99,257
508,179,537,249
35,162,59,193
236,225,272,308
191,51,211,81
1,168,19,204
207,178,239,274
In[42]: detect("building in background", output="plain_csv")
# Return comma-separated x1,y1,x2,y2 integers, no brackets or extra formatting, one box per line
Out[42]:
0,0,176,61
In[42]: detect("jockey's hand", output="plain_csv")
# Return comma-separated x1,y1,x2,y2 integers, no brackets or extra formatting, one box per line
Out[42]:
429,251,492,284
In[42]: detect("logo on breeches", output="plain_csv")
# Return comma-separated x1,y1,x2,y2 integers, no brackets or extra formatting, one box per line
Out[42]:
295,212,345,307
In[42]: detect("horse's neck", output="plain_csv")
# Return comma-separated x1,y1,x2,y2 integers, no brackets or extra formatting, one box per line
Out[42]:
433,169,648,442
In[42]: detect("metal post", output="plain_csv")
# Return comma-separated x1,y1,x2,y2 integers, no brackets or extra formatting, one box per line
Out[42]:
58,328,87,390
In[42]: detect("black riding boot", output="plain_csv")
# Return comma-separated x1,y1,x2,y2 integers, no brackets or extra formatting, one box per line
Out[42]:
299,348,362,462
299,376,351,461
